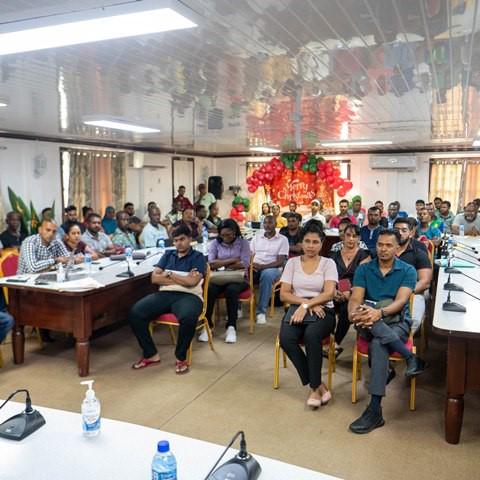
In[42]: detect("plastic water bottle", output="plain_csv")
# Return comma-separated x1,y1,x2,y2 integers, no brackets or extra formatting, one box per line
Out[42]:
125,246,133,265
202,226,208,256
80,380,101,437
57,263,65,283
84,253,93,275
157,237,165,250
152,440,177,480
357,213,364,228
459,224,465,237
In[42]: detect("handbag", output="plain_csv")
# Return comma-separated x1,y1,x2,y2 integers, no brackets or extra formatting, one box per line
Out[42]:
282,305,320,324
209,269,246,286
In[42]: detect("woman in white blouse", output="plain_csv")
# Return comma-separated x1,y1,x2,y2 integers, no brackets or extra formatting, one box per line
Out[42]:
279,220,338,408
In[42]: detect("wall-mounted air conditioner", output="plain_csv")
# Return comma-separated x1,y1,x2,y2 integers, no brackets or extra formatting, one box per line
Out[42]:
369,155,417,171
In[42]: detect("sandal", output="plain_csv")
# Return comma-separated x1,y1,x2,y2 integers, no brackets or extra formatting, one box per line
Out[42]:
132,357,161,370
175,359,189,375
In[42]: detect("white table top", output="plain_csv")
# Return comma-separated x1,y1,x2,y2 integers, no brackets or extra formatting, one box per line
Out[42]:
433,236,480,335
0,401,339,480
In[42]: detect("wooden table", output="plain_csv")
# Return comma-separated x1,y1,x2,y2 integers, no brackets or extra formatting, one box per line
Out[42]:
1,254,160,376
432,237,480,444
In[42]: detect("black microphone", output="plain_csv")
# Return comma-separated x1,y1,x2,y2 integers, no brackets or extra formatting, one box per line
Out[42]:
453,246,480,261
135,250,164,266
0,389,46,440
442,290,467,312
204,431,261,480
98,260,127,271
454,240,478,254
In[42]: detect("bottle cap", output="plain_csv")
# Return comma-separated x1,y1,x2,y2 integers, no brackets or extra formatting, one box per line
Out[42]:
80,379,95,400
157,440,170,453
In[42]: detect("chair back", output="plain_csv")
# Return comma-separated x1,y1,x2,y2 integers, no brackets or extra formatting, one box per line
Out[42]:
419,239,435,266
248,254,255,290
199,264,211,317
0,249,19,277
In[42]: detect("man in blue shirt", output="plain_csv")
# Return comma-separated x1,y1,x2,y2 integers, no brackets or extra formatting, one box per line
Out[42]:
360,206,383,255
348,229,425,434
0,290,13,344
129,224,206,374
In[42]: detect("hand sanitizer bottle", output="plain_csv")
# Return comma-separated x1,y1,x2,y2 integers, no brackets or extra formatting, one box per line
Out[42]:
202,226,208,256
80,380,101,437
57,263,65,283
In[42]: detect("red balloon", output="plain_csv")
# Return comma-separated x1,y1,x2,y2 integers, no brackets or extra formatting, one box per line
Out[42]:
293,160,301,169
260,166,267,173
325,162,334,173
237,212,245,221
257,180,264,186
265,164,273,173
298,153,308,164
246,176,253,184
248,185,257,193
235,204,245,212
343,181,353,192
332,178,343,189
332,169,341,177
265,172,273,181
326,175,334,183
257,173,265,181
337,188,346,197
230,208,239,218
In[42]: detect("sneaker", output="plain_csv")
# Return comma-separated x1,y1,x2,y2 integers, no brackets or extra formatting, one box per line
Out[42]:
256,313,267,324
349,406,385,434
198,328,209,342
225,326,237,343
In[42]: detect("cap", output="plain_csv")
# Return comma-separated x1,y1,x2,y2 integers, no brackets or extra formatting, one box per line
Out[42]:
157,440,170,453
311,199,320,206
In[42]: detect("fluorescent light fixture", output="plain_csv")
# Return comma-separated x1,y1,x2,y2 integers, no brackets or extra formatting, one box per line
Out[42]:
320,140,393,147
83,117,160,134
249,147,281,153
473,140,480,147
0,102,7,107
0,2,197,56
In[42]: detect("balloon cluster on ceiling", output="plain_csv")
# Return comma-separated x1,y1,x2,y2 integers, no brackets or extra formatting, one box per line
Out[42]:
246,153,353,197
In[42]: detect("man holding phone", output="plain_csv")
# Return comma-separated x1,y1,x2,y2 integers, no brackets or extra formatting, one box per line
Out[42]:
347,229,425,434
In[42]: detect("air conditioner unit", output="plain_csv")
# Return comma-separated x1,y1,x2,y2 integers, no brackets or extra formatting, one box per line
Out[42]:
369,155,417,171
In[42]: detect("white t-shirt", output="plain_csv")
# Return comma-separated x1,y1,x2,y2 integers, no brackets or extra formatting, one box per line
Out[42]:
251,232,289,265
280,256,338,308
302,213,326,227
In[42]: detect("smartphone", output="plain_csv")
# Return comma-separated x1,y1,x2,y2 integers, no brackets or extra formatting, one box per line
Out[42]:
364,300,377,308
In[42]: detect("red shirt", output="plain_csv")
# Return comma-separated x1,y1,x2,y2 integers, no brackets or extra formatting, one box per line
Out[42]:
329,214,357,229
173,195,193,212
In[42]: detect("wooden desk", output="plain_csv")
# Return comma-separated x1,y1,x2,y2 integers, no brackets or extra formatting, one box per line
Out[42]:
432,238,480,444
1,255,160,377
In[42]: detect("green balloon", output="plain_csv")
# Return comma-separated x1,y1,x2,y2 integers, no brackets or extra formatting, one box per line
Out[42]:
233,197,242,206
302,163,309,172
309,164,317,173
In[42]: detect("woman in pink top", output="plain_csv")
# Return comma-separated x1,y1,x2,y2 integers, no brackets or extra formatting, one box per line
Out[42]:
279,220,338,409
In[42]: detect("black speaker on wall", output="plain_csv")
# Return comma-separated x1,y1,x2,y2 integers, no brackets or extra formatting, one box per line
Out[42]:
208,176,223,200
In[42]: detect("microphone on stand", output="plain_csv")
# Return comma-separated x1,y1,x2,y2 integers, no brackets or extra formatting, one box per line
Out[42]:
99,260,127,271
442,290,467,312
443,273,463,291
452,246,480,261
117,248,134,278
135,250,164,266
454,240,478,254
0,389,46,440
204,431,261,480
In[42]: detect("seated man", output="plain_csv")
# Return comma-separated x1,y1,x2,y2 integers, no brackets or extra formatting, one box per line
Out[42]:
0,289,14,344
452,202,480,236
329,199,357,228
111,211,138,249
81,213,116,257
195,183,216,210
18,218,70,274
349,196,367,226
0,212,27,249
302,199,326,226
124,202,135,217
251,215,289,324
173,208,200,240
360,207,383,255
416,208,442,246
195,205,217,233
129,225,206,374
279,213,303,257
61,205,85,233
348,229,425,434
101,206,117,235
165,201,182,225
281,201,302,222
437,200,455,234
394,218,432,333
41,207,65,240
140,207,169,248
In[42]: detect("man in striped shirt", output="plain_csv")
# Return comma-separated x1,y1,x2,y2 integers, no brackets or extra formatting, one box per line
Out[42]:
17,219,69,274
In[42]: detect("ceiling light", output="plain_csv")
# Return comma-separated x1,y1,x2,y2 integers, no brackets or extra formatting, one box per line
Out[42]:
0,102,7,107
473,140,480,147
320,140,393,147
249,147,281,153
0,1,197,56
83,117,160,134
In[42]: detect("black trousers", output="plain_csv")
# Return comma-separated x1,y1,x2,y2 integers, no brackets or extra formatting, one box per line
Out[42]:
128,291,203,361
334,300,350,345
205,282,249,329
279,306,336,389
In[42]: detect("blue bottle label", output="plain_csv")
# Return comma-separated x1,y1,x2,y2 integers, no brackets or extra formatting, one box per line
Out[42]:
83,417,101,431
152,468,176,480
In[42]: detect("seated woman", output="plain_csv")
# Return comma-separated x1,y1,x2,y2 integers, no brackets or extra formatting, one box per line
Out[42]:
279,220,338,408
330,224,370,355
272,204,287,229
202,219,251,344
62,221,98,260
259,203,271,224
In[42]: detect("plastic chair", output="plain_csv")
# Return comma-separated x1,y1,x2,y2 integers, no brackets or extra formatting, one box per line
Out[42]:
214,258,256,334
149,265,214,365
0,248,19,303
351,296,417,411
273,334,335,391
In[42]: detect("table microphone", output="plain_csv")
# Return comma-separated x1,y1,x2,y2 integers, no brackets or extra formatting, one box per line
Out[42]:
99,260,127,271
442,290,467,312
454,240,478,254
204,431,261,480
452,246,480,261
0,389,45,441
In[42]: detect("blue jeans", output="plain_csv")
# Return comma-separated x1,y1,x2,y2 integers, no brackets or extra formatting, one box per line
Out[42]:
0,309,14,343
254,268,281,314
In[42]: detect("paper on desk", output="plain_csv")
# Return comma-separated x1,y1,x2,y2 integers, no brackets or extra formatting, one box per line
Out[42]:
436,259,475,268
56,277,105,291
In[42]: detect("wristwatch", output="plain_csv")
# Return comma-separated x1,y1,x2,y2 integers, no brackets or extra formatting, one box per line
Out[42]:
302,303,309,310
380,308,386,318
166,270,172,278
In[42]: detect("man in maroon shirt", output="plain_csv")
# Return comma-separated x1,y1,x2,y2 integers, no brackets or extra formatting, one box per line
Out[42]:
173,186,193,212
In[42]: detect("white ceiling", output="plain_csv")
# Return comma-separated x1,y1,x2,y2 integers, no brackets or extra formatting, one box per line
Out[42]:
0,0,479,154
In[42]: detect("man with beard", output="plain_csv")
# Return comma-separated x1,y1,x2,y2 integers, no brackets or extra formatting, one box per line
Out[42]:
394,218,432,334
452,202,480,236
360,207,384,255
81,213,116,257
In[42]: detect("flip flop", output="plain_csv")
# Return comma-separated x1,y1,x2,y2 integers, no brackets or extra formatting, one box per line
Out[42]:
175,360,189,375
132,357,161,370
